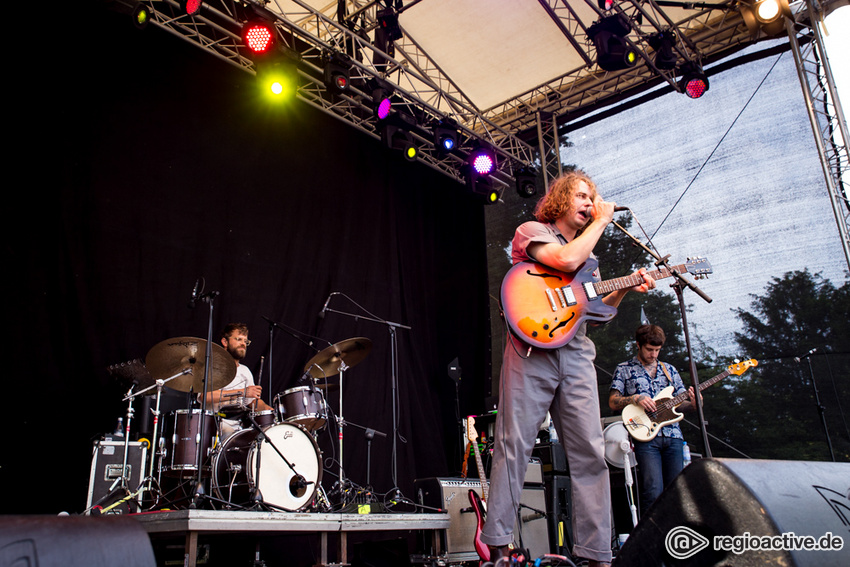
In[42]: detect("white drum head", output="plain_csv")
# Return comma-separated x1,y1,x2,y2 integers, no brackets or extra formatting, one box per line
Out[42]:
247,423,321,511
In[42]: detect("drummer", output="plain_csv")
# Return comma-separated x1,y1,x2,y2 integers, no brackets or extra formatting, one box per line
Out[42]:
204,323,273,440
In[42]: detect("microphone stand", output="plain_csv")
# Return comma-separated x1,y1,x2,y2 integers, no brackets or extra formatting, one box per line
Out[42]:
260,315,325,404
611,219,714,457
797,350,835,461
191,290,220,509
322,303,410,487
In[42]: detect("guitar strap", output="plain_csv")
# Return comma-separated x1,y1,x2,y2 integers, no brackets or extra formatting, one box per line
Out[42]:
659,362,673,385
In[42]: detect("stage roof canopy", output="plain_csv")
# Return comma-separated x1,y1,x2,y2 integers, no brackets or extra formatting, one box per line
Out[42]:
120,0,847,183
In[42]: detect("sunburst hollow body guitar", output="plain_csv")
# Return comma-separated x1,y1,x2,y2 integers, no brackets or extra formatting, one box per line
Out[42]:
501,257,711,349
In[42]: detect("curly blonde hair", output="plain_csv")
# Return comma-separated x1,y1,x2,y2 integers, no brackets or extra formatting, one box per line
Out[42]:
534,170,597,224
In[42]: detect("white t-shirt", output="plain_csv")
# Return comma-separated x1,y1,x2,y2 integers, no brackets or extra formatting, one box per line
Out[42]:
213,364,256,439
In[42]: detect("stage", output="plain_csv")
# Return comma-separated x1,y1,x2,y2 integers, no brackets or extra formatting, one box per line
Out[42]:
132,509,451,567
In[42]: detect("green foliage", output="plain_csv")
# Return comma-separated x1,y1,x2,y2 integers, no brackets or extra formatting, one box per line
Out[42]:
704,270,850,462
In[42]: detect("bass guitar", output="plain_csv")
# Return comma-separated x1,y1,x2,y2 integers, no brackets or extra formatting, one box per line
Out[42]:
466,416,490,562
501,257,711,349
622,359,757,441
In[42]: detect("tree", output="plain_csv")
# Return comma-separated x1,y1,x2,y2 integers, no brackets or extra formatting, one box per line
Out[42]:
703,270,850,462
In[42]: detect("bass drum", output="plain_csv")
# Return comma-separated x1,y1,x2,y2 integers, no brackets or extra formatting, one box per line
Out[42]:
212,422,321,511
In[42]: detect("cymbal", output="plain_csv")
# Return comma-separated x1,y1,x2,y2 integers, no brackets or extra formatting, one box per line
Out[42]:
304,337,372,379
312,381,339,391
145,337,236,393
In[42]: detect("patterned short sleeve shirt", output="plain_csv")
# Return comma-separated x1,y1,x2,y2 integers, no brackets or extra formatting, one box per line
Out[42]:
610,357,686,439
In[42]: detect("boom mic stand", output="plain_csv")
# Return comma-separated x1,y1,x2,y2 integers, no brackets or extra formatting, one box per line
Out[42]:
191,289,220,509
260,315,326,403
612,216,714,457
321,299,411,488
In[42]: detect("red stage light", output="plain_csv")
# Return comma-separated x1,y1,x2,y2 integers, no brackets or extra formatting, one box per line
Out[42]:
243,22,276,55
181,0,203,16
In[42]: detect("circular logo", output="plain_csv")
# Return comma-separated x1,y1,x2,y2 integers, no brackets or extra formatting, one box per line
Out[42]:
665,526,710,560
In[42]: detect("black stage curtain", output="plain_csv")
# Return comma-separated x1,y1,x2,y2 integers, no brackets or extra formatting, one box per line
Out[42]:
3,4,490,514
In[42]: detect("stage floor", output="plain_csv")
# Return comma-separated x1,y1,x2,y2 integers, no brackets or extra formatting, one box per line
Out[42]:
132,509,450,567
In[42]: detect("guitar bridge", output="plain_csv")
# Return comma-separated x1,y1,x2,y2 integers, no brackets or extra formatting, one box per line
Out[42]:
544,288,557,311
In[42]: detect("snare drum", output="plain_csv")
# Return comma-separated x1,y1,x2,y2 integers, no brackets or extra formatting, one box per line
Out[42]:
161,409,217,476
274,387,327,431
212,422,322,511
245,409,276,429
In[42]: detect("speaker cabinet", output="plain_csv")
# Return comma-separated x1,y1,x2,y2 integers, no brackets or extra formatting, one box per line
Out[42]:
517,485,550,558
414,476,554,561
613,458,850,567
0,515,156,567
544,475,575,556
415,477,485,561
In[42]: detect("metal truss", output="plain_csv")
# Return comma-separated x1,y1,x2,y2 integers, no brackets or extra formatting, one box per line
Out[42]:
486,0,754,133
536,111,563,190
787,0,850,270
121,0,844,200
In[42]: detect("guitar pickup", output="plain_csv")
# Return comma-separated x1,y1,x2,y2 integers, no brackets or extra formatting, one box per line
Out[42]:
545,289,557,311
560,286,577,306
582,281,598,300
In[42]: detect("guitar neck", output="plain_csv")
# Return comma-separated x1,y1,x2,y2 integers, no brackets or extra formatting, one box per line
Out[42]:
657,368,730,412
471,443,489,501
594,263,687,295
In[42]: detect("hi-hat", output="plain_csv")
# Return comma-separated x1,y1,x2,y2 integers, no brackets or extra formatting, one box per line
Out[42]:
304,337,372,379
146,337,236,393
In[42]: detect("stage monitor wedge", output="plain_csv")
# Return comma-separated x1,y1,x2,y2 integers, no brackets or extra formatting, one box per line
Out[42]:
613,458,850,567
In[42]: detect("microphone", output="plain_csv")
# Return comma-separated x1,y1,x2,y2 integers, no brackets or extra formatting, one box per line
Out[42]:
613,206,630,212
318,293,334,319
187,279,200,309
522,512,546,523
794,347,817,363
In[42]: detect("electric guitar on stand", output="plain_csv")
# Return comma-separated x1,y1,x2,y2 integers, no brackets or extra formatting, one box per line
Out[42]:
466,416,490,562
501,257,712,349
622,359,757,441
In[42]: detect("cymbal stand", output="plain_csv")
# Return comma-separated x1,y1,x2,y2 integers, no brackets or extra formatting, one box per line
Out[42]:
124,368,192,503
337,360,349,488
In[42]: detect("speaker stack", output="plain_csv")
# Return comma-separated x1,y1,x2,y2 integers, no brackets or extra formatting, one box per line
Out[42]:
613,458,850,567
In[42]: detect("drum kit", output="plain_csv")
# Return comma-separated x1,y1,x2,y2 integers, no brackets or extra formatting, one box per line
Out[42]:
101,335,374,514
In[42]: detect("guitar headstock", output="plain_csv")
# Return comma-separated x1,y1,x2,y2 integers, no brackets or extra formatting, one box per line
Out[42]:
466,416,478,443
729,359,758,375
685,256,713,279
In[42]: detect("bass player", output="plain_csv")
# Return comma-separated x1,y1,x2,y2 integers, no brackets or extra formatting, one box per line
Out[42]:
609,324,697,518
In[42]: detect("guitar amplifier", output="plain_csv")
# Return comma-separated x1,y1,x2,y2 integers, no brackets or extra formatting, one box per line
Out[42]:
415,477,485,561
86,439,147,513
532,441,568,475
